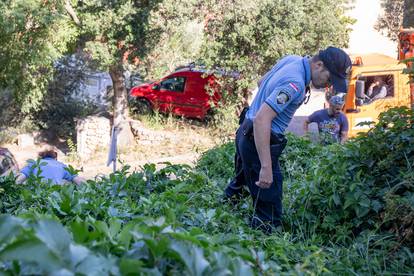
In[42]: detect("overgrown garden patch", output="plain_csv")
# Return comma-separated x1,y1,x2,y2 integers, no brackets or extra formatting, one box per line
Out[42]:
0,108,413,275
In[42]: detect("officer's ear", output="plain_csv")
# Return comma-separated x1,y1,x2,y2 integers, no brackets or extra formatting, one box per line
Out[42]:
314,60,324,71
310,58,324,72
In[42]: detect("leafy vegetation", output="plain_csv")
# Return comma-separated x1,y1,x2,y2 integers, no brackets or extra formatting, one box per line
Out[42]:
0,1,412,275
0,0,354,140
34,54,100,140
375,0,405,42
403,0,414,28
1,107,413,275
0,0,77,113
200,0,354,113
283,108,414,245
375,0,414,41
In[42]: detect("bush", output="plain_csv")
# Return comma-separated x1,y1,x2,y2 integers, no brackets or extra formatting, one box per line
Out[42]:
34,54,101,140
284,107,414,247
0,107,413,274
0,54,101,142
197,108,414,249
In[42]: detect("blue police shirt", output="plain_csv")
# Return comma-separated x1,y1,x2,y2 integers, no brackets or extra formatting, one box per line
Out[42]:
246,55,311,134
21,157,76,185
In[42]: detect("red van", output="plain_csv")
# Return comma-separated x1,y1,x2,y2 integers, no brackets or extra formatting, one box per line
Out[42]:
130,68,221,119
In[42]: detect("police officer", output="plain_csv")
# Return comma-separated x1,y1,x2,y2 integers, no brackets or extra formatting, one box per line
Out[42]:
224,47,352,233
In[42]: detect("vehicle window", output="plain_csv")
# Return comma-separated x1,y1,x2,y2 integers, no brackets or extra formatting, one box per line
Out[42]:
160,77,186,92
365,74,394,98
356,74,394,105
0,149,18,177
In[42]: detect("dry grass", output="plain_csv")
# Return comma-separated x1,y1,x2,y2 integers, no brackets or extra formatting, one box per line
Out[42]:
2,112,237,180
67,115,225,179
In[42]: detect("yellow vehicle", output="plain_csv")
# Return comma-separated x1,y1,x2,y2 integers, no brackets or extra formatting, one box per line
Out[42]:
343,54,412,137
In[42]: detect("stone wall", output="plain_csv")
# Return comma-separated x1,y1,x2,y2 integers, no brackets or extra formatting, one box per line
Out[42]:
76,117,180,160
130,120,175,145
76,116,111,160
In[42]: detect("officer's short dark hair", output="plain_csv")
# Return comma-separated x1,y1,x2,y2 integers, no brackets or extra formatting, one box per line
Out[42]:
311,54,323,63
38,149,57,160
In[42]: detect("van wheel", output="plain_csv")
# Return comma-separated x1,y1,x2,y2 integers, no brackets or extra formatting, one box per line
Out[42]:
204,109,216,122
132,99,152,115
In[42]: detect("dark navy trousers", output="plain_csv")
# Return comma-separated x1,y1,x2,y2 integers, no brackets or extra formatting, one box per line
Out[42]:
225,121,286,228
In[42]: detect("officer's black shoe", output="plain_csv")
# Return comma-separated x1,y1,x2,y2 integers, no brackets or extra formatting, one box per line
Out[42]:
222,192,241,206
223,185,246,205
250,216,282,235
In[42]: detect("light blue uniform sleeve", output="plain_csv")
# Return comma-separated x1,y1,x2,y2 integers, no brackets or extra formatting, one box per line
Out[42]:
264,84,301,114
62,165,76,182
20,161,35,177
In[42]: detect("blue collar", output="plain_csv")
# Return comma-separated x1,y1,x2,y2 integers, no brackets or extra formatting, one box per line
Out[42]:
302,57,311,87
42,157,55,160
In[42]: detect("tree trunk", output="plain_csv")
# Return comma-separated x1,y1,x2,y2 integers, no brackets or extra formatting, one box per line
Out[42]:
403,0,414,28
64,0,80,25
109,66,135,147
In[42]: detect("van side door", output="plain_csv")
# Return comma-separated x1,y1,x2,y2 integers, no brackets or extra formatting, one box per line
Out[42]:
174,72,210,118
156,74,187,113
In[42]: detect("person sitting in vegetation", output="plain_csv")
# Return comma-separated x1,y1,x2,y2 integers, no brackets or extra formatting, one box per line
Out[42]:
304,95,349,144
0,147,19,177
16,147,85,185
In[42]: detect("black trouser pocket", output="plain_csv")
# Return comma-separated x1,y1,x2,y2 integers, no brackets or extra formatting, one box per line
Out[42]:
270,142,286,157
247,164,278,203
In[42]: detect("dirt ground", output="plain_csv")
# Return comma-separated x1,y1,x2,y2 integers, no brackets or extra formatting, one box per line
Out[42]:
4,90,324,181
4,123,220,180
77,125,219,179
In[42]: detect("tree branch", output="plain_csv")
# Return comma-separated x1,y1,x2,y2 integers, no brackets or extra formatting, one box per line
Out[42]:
403,0,414,28
64,0,80,25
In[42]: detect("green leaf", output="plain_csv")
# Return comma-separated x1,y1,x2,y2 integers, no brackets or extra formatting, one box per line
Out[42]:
69,220,90,244
75,254,120,276
69,244,89,267
170,242,209,276
0,215,24,245
230,258,254,276
35,220,71,257
119,258,144,275
371,200,383,213
0,238,62,272
332,193,341,206
50,268,74,276
143,236,170,259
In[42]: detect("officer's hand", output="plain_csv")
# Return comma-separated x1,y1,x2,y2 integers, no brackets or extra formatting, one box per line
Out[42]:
256,167,273,189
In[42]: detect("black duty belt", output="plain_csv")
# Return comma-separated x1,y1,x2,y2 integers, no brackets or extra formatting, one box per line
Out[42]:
240,119,286,146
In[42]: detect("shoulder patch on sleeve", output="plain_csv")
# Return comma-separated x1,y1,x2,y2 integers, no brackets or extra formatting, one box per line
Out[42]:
289,82,299,92
276,90,290,105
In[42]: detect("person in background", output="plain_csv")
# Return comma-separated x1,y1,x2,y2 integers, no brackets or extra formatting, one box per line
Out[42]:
364,76,387,102
304,95,349,144
0,147,19,177
16,147,85,185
